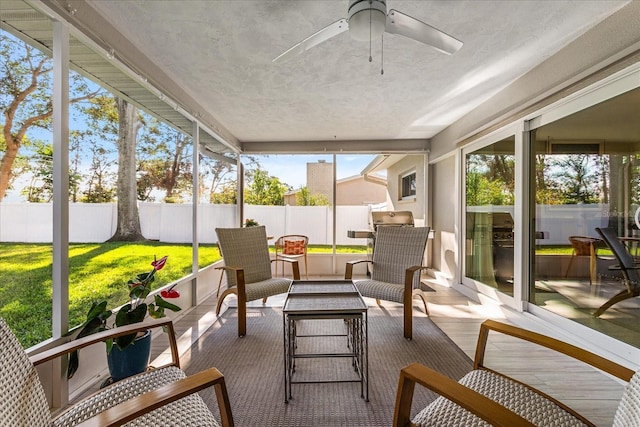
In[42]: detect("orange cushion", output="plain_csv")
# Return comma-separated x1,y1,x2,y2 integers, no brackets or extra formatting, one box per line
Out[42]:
283,240,305,255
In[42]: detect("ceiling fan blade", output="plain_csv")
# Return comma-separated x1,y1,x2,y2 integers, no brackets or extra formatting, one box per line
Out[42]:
273,19,348,63
385,9,463,55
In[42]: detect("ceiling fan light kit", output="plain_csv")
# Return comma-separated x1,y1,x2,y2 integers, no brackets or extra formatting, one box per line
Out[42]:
348,0,387,41
272,0,463,64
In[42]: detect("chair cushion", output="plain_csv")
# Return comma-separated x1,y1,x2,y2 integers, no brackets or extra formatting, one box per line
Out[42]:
53,366,220,427
283,240,305,255
412,369,587,427
354,280,404,304
245,277,292,302
613,369,640,427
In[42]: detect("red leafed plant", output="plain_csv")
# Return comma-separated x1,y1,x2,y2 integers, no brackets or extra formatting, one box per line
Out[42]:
67,255,181,378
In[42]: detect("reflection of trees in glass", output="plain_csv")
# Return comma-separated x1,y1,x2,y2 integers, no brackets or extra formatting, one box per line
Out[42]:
466,154,514,206
627,155,640,206
536,154,604,205
552,154,601,204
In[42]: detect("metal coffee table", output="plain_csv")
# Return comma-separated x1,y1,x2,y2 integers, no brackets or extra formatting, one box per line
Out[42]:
282,280,368,403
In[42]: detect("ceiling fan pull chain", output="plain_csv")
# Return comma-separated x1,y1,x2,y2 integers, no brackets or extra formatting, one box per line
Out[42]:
369,4,373,62
381,33,384,75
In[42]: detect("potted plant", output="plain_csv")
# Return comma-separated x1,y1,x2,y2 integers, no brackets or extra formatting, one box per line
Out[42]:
244,218,260,227
67,255,181,382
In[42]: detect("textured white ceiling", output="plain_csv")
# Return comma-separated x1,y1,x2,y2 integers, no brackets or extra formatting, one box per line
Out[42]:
85,0,629,143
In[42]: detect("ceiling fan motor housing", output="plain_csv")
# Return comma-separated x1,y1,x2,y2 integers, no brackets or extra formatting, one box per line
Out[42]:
348,0,387,41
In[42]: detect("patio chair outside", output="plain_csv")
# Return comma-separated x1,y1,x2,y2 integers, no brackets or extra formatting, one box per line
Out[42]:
274,234,309,279
215,225,300,337
345,226,430,340
393,319,637,427
564,235,602,285
0,317,233,427
594,227,640,317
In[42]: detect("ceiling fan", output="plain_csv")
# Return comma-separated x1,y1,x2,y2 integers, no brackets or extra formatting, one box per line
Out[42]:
272,0,463,64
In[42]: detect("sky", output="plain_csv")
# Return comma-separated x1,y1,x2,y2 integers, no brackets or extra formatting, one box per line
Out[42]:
249,154,380,190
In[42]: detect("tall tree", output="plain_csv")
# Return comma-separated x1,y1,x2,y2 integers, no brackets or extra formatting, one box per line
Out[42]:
244,168,290,205
82,145,116,203
0,33,99,201
20,140,82,202
108,98,144,241
138,125,192,203
296,186,330,206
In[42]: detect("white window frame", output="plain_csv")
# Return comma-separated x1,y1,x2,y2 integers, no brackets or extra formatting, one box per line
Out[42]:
400,170,417,200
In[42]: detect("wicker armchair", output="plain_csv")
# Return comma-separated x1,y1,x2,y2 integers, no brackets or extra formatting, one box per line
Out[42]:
345,226,430,340
393,319,638,427
215,226,300,337
0,317,233,427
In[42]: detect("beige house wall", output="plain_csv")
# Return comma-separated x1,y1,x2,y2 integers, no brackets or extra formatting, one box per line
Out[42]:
285,175,388,206
386,155,426,224
431,155,457,281
335,177,387,206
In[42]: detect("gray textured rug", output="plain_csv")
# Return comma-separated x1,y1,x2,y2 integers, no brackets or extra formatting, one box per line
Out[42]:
186,303,472,427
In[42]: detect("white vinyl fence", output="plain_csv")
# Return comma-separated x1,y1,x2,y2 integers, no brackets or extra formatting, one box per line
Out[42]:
0,202,628,245
0,203,372,245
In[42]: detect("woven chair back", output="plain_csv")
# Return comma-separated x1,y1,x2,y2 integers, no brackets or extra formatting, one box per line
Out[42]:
0,318,51,426
371,226,430,288
216,225,273,287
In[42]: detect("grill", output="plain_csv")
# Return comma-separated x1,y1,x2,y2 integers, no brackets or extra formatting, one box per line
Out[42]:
491,212,514,283
347,211,415,275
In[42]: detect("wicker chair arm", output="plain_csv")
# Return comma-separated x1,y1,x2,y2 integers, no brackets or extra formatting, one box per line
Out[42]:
394,362,534,427
30,318,179,368
75,367,234,427
475,320,634,380
344,259,372,279
403,265,429,289
270,258,301,279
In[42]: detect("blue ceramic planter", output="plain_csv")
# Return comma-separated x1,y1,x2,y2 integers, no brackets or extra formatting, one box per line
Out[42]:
106,330,151,382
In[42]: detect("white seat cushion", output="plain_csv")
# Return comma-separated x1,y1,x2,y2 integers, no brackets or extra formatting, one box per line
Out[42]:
54,366,220,427
413,369,587,427
613,370,640,427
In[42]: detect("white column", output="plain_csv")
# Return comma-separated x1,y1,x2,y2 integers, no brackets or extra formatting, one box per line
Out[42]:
52,19,70,409
192,122,199,306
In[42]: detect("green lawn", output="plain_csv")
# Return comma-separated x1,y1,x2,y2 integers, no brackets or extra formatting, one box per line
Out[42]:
0,242,366,347
0,242,223,347
4,241,589,347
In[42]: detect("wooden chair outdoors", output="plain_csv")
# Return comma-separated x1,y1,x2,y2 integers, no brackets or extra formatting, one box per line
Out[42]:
345,226,430,340
594,227,640,317
215,225,300,337
393,319,638,427
274,234,309,279
0,317,233,427
564,235,602,285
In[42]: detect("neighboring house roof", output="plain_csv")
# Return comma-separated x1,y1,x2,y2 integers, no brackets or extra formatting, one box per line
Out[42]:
337,174,386,185
361,154,408,175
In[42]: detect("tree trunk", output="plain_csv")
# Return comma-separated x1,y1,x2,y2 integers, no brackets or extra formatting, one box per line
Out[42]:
108,98,145,241
0,140,19,201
